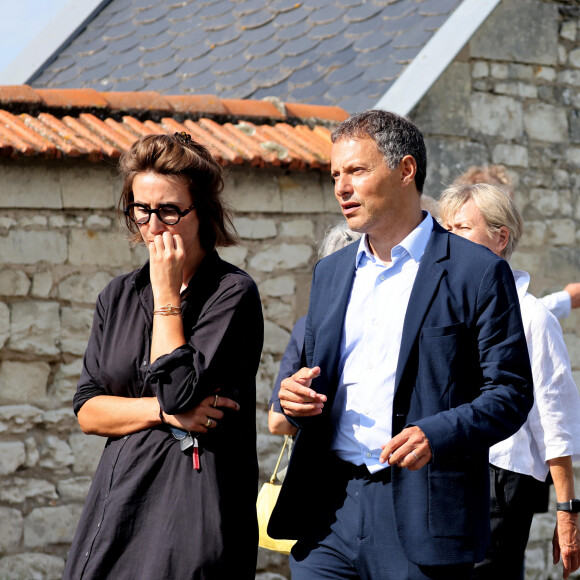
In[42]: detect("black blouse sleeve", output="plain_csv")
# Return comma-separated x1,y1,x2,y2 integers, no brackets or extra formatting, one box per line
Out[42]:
147,272,263,415
73,287,109,415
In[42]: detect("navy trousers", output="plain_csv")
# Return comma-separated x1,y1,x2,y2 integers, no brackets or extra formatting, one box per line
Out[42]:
290,459,474,580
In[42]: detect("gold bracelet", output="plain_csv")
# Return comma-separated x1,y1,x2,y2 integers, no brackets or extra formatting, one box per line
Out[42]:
153,303,181,316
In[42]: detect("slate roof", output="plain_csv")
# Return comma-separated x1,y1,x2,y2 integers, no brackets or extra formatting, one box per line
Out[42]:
0,85,348,168
29,0,464,114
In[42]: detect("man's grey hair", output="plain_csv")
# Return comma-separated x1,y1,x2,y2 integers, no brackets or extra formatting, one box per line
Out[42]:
331,109,427,193
439,183,523,260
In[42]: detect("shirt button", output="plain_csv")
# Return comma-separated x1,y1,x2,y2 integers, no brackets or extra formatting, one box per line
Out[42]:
366,452,372,458
379,275,385,281
85,552,89,558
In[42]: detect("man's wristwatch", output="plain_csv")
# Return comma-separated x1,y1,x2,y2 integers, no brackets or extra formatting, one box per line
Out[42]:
556,499,580,512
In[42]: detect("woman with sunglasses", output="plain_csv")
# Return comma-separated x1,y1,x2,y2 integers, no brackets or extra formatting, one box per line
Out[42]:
63,133,264,580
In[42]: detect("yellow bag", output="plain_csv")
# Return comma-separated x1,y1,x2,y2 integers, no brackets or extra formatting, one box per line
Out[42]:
257,436,297,555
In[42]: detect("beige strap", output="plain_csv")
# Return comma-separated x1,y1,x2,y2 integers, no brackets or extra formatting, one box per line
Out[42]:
269,436,289,484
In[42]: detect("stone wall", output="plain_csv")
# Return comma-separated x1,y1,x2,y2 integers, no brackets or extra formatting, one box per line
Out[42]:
413,1,580,577
0,159,340,578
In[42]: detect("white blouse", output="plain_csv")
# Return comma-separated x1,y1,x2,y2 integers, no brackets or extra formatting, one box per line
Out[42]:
489,270,580,481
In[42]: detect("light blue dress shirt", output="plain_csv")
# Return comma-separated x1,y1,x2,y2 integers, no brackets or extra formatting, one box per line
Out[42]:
330,212,434,473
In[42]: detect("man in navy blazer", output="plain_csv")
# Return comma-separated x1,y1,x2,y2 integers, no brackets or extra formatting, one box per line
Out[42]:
269,110,533,579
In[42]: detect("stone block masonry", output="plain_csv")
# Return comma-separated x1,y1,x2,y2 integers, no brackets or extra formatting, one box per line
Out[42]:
0,160,340,574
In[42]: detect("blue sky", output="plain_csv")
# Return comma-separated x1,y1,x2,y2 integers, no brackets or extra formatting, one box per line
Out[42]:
0,0,69,77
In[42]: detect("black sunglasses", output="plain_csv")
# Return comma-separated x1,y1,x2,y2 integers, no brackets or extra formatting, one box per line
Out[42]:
124,203,195,226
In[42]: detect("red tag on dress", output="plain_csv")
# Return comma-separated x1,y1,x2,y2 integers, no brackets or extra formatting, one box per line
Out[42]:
193,438,200,470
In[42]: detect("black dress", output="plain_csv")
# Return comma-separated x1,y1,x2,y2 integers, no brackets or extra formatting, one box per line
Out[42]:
63,252,264,580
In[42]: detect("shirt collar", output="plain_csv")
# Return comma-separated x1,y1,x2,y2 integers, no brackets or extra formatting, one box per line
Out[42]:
511,269,530,301
355,211,434,268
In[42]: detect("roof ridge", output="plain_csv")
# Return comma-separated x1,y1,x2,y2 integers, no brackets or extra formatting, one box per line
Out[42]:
0,85,345,169
0,85,348,127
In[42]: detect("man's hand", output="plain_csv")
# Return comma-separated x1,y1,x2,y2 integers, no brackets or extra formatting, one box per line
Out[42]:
379,426,432,470
564,283,580,309
553,512,580,579
279,366,326,417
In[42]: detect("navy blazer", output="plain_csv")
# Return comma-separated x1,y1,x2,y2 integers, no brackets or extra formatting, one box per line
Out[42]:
269,222,533,566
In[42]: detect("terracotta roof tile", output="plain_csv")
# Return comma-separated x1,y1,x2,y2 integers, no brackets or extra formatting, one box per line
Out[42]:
291,124,332,161
0,85,346,169
203,119,280,167
36,88,109,109
166,94,228,116
221,98,285,119
295,126,334,164
0,123,35,157
198,118,263,166
0,85,42,106
61,116,119,158
104,117,145,145
102,91,173,112
250,123,307,171
284,102,349,122
181,118,244,165
256,124,320,169
143,119,163,133
275,123,327,164
156,117,236,163
20,114,76,158
37,113,101,160
79,113,136,152
121,116,159,137
0,111,57,156
312,126,332,142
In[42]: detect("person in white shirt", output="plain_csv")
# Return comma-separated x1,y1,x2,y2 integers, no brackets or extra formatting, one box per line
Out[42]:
440,182,580,580
452,165,580,321
540,283,580,320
